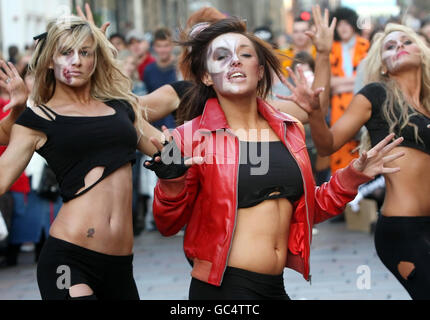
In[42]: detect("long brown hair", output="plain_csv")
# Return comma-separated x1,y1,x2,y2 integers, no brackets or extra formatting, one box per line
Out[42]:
176,17,283,125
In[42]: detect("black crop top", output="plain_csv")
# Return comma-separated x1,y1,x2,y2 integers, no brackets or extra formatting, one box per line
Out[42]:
358,82,430,155
15,100,138,202
238,140,304,209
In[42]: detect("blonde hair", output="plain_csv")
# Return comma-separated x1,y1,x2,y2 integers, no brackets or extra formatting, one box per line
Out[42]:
364,23,430,145
29,16,144,135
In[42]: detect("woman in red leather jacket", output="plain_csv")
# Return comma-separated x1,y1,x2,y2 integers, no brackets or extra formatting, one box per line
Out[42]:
144,18,404,300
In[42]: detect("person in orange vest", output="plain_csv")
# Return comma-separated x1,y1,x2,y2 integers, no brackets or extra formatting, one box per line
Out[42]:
329,7,369,175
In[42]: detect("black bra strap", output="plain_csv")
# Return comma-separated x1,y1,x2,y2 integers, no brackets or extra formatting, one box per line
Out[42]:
38,105,58,121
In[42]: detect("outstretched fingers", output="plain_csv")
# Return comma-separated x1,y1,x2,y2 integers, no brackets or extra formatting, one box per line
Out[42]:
76,3,110,34
383,152,405,165
0,60,13,80
381,136,404,155
330,17,337,32
368,133,396,155
77,3,94,24
324,8,329,27
84,3,94,23
76,5,86,20
100,22,111,34
286,67,299,85
312,5,321,27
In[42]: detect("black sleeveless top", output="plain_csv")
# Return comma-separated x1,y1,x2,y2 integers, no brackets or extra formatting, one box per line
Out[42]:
238,140,304,209
358,82,430,155
15,100,138,202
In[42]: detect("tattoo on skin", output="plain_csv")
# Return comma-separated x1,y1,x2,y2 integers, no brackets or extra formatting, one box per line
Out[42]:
87,228,95,238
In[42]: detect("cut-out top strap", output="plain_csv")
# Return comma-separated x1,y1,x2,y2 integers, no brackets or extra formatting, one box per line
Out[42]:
38,104,58,121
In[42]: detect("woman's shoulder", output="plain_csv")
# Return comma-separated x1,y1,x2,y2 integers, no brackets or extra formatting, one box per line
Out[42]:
357,83,387,115
106,99,135,120
16,105,52,123
357,82,387,98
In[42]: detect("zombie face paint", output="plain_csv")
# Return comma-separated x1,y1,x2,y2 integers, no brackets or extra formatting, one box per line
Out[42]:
53,38,96,87
206,33,262,97
381,31,422,75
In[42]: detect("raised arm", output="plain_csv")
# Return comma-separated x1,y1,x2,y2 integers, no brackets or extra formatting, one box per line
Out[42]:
0,60,28,145
274,5,335,124
313,133,404,224
138,84,180,123
281,60,372,156
308,93,372,156
76,3,110,34
135,119,164,156
0,125,39,195
306,6,335,117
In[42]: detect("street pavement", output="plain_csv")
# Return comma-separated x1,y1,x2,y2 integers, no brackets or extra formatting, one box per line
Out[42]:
0,220,410,300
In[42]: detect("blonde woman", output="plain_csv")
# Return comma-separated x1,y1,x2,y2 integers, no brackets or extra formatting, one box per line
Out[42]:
0,16,162,300
294,23,430,300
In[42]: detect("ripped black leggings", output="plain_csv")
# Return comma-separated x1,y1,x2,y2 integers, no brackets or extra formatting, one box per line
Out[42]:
37,236,139,300
375,215,430,300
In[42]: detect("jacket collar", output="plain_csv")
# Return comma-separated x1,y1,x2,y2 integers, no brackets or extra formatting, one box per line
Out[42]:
199,97,298,132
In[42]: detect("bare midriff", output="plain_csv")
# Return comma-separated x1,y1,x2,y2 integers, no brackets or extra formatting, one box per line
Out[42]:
49,163,134,256
382,147,430,217
227,198,293,275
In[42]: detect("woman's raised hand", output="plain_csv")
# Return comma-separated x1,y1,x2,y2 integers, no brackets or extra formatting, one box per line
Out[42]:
76,3,111,35
353,133,405,178
306,5,337,55
144,126,204,179
0,60,28,111
276,65,325,115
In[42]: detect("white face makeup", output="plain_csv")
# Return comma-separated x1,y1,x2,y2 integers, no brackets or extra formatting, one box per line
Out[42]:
381,31,422,75
206,33,261,97
53,38,96,87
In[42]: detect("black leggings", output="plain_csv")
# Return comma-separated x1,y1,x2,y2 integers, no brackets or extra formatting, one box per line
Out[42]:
189,266,290,300
37,236,139,300
375,215,430,300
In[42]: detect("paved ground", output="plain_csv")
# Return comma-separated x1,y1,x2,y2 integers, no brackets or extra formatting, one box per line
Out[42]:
0,220,410,300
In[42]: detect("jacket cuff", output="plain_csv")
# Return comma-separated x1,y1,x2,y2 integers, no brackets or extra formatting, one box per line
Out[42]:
157,175,187,199
336,160,373,193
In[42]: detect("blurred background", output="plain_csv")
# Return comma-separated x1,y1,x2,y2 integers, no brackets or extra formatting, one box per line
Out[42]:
1,0,429,300
0,0,427,55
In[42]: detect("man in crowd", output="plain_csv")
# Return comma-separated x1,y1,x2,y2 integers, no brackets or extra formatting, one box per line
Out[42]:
143,27,178,130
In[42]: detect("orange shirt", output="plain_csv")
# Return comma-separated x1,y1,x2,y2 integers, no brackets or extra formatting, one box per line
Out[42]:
329,36,369,174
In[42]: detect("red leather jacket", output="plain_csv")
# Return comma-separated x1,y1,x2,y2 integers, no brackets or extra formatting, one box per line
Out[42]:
153,98,371,286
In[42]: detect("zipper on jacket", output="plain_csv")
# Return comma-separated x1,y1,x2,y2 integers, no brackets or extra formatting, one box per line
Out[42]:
283,123,312,285
221,130,240,285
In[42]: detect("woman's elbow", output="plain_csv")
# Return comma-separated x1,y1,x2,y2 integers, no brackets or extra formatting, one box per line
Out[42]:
0,184,8,197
